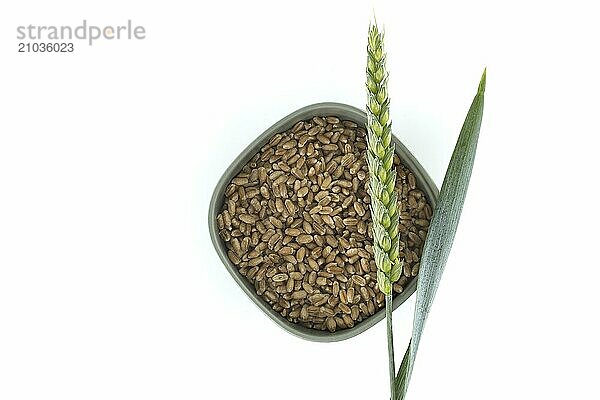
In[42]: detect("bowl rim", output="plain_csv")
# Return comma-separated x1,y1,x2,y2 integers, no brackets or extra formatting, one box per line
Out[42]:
208,102,439,342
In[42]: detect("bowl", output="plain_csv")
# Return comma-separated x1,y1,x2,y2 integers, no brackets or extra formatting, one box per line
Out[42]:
208,102,439,342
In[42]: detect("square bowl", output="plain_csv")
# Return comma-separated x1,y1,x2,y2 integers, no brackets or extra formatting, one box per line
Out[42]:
208,102,438,342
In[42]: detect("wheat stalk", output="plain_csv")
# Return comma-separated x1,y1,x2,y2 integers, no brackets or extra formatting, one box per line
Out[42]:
366,22,403,400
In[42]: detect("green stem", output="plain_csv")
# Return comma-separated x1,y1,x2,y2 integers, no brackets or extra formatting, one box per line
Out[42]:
386,294,395,399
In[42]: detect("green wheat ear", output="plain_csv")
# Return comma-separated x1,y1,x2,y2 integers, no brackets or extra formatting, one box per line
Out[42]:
366,23,403,296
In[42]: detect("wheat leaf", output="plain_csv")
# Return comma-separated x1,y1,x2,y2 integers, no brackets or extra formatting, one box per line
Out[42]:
394,68,486,399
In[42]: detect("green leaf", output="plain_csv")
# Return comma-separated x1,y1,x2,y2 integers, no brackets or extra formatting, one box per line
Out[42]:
393,68,486,399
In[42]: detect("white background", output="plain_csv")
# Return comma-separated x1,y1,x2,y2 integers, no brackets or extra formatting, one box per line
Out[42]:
1,1,599,399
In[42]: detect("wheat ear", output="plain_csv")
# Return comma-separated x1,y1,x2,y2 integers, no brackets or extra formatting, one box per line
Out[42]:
366,24,403,296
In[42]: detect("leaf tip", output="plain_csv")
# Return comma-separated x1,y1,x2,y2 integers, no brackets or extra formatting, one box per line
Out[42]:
478,67,487,95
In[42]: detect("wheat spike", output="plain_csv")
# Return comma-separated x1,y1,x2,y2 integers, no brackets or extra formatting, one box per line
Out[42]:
366,23,403,295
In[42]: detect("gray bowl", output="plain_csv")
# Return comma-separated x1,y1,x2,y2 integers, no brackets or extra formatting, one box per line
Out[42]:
208,102,439,342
